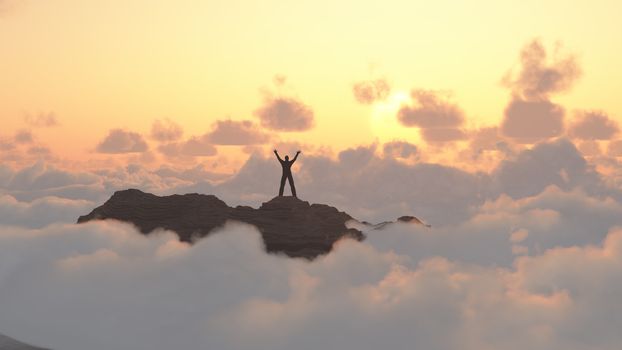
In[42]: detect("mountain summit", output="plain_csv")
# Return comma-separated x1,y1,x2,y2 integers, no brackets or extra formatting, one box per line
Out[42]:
78,189,365,259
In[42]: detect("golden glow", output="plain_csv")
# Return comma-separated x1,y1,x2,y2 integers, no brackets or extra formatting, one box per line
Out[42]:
0,0,621,165
370,91,421,144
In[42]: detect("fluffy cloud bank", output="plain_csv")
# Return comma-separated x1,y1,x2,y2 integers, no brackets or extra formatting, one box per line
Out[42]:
2,135,622,349
2,198,622,350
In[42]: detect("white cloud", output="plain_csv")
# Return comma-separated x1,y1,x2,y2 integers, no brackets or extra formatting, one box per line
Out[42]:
0,195,93,228
2,212,622,350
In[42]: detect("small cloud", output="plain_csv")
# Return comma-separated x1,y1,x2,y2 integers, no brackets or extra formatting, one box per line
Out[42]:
96,129,149,154
158,136,217,157
24,112,59,128
254,96,315,132
503,39,581,100
500,39,580,143
397,90,464,129
205,120,270,145
568,111,619,140
352,79,391,104
501,99,565,143
14,130,33,144
150,119,184,143
273,74,287,87
382,141,418,159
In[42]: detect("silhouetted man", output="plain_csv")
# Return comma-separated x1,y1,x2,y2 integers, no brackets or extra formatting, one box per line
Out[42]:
274,149,300,197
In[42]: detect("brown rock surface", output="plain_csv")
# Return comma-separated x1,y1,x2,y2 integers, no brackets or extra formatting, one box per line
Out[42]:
77,189,364,259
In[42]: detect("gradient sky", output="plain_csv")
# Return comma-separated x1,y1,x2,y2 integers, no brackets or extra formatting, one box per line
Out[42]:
1,0,622,164
5,2,622,349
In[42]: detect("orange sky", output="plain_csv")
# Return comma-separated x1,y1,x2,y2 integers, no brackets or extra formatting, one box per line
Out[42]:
1,0,621,169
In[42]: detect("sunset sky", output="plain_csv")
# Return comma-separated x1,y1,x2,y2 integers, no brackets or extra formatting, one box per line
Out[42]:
3,1,622,350
2,0,622,170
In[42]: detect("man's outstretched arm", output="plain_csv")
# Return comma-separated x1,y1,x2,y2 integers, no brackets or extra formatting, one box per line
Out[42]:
292,150,301,163
274,149,283,162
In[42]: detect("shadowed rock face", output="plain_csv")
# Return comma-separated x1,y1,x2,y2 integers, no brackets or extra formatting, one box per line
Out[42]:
77,189,364,259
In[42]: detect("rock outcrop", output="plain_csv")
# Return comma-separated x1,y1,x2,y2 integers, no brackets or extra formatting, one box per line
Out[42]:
78,189,364,259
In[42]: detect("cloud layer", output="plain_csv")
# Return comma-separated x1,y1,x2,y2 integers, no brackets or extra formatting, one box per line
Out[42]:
1,135,622,349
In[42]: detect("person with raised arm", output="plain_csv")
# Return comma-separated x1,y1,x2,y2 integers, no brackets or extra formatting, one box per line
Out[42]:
274,149,301,197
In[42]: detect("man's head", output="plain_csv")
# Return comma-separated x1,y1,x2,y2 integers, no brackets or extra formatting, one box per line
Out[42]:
285,155,290,161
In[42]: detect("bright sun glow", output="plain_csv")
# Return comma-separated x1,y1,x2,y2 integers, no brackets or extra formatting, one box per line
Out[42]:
371,91,421,144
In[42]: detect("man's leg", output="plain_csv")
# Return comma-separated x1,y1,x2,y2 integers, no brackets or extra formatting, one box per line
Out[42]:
279,174,286,196
288,174,297,197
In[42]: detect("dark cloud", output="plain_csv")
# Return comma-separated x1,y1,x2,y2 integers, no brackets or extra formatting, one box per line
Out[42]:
157,136,217,157
568,111,619,140
398,90,464,129
500,40,580,143
205,120,270,145
96,129,149,154
338,144,377,169
492,138,600,199
24,112,59,127
150,119,183,143
382,141,418,159
501,99,565,143
352,79,391,104
14,129,33,144
254,97,315,132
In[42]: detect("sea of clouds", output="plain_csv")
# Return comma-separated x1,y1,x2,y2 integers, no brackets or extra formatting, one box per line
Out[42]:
1,137,622,350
